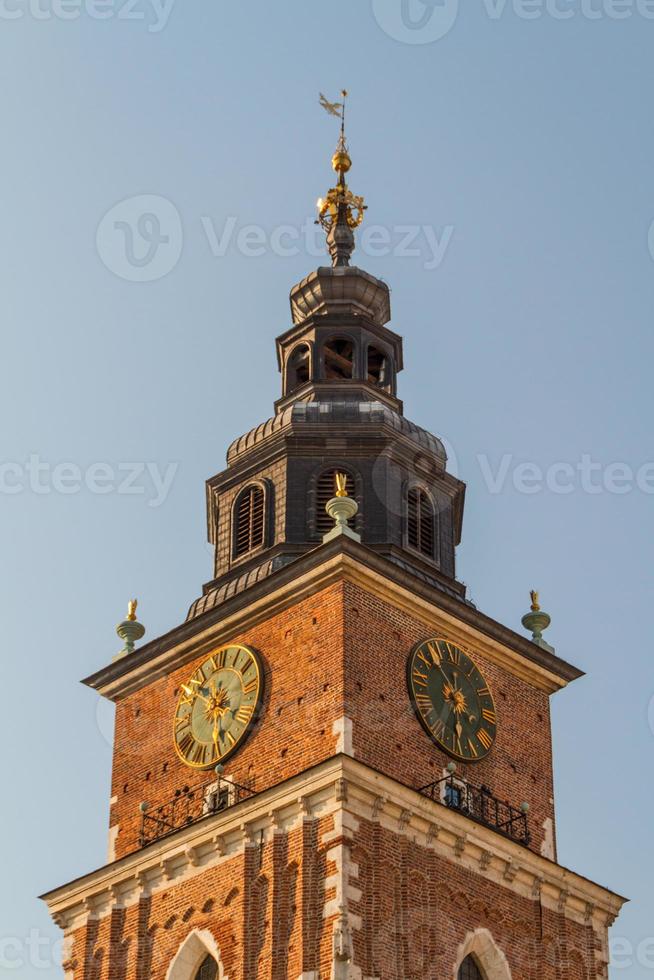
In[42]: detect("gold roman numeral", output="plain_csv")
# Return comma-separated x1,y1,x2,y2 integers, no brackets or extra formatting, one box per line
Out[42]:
467,739,479,758
178,731,195,756
225,731,236,747
189,741,206,765
242,678,258,695
477,728,493,751
426,641,442,665
482,708,496,725
412,669,428,688
236,705,254,725
477,687,490,698
431,718,445,739
446,643,461,665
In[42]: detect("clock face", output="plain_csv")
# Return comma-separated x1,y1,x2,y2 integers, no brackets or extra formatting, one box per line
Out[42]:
407,637,497,762
173,644,264,769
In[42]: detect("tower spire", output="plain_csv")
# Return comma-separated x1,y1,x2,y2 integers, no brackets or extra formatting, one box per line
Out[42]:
316,90,366,267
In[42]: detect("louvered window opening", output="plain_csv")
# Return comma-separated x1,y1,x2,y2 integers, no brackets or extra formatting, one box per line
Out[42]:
234,486,265,558
315,469,355,536
458,955,485,980
195,955,218,980
407,487,434,557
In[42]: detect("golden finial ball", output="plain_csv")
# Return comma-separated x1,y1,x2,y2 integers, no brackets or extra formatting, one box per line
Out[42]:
332,149,351,174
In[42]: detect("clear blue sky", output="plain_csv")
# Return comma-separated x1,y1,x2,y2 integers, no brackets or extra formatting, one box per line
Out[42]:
1,1,652,975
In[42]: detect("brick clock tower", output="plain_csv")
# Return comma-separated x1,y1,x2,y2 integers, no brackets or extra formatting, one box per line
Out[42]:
43,111,625,980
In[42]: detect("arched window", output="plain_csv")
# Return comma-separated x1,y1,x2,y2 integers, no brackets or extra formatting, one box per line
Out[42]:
286,343,311,393
194,956,218,980
458,955,485,980
407,487,434,557
367,345,390,386
324,337,354,380
233,484,265,559
315,468,355,537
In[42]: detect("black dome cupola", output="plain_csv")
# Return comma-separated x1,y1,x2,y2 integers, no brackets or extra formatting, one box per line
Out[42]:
187,100,466,622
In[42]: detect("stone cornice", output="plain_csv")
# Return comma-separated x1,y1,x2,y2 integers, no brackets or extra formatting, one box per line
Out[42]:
40,756,626,935
83,538,582,702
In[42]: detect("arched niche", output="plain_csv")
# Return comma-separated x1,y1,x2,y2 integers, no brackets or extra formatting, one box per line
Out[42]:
367,344,391,387
166,929,227,980
453,929,512,980
285,342,312,394
231,481,268,560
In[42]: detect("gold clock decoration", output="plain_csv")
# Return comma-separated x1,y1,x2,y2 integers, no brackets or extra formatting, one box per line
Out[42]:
173,644,264,769
407,637,497,762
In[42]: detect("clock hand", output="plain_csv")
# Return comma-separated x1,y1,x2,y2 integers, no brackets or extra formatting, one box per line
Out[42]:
454,718,464,754
212,714,222,753
181,683,210,706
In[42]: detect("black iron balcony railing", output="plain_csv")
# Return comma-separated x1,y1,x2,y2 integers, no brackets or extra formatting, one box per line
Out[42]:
419,773,531,847
139,774,255,848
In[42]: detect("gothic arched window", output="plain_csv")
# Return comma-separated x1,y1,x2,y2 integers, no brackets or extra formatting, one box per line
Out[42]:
324,337,354,380
286,343,311,393
233,484,265,559
458,955,485,980
315,467,356,537
367,345,390,387
194,955,218,980
407,487,434,558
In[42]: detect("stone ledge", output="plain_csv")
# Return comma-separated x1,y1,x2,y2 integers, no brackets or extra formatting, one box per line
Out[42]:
41,755,626,936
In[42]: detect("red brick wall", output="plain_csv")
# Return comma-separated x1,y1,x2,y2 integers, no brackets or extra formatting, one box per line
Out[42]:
63,814,602,980
342,581,557,856
110,585,346,860
63,815,337,980
110,578,557,860
349,814,599,979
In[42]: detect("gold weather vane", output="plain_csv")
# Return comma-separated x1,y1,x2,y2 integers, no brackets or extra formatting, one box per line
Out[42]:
319,91,345,118
316,89,366,266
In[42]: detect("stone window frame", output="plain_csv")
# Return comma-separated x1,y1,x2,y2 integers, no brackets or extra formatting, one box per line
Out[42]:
166,929,227,980
230,479,272,567
440,766,468,813
308,463,363,541
452,928,513,980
